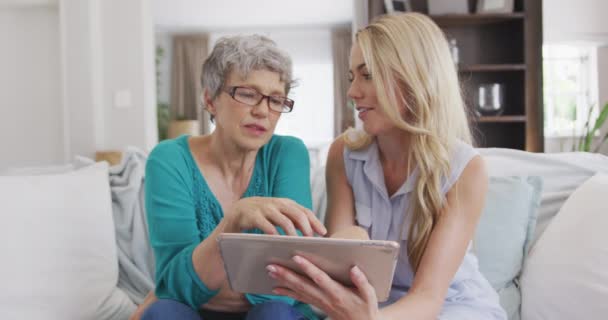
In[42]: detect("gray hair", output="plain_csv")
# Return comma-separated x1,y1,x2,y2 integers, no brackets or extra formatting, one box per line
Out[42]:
201,35,295,104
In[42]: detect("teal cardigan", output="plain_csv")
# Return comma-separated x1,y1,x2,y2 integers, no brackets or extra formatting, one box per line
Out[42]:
145,134,318,319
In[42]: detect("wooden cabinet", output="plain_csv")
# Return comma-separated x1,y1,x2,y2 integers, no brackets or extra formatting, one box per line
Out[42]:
369,0,543,151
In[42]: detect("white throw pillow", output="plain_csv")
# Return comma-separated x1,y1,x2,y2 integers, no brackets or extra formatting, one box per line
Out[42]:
520,173,608,320
0,163,75,175
0,162,135,319
479,148,608,247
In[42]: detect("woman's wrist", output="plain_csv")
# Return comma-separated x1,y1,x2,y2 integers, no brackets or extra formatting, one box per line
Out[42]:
217,214,234,234
220,200,240,234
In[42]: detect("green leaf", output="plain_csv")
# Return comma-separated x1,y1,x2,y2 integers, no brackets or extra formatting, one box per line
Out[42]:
584,103,608,152
591,103,608,134
593,130,608,153
580,104,595,151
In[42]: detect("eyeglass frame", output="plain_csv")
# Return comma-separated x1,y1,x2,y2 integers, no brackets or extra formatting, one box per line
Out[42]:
223,86,295,113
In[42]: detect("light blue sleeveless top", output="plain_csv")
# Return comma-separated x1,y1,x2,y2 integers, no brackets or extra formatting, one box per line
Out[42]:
344,137,506,318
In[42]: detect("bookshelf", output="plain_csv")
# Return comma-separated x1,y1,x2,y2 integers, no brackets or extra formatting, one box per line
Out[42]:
369,0,544,151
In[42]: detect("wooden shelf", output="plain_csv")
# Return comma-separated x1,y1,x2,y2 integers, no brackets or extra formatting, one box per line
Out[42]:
368,0,543,151
475,115,527,123
459,64,526,72
430,13,525,27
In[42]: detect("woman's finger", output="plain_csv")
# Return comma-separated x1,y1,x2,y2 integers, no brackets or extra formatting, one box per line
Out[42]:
297,203,327,236
267,264,327,306
278,198,327,236
252,214,278,235
300,205,327,236
276,200,313,236
292,255,344,296
350,265,377,305
265,207,298,236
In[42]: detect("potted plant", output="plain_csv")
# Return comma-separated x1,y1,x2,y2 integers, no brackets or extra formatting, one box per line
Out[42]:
574,102,608,152
156,46,170,141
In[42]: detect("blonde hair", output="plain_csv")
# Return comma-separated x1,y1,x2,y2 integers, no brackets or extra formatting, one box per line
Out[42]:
344,13,472,272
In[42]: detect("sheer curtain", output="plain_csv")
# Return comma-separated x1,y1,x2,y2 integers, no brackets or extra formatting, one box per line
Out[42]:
332,27,354,137
170,34,211,134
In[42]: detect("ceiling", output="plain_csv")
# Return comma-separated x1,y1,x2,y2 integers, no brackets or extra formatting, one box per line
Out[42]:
0,0,57,8
153,0,353,31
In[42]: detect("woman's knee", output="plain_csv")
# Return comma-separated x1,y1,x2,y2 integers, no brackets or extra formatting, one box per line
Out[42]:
141,299,201,320
245,301,305,320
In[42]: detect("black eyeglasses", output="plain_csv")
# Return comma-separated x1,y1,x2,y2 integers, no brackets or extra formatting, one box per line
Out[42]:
223,86,294,113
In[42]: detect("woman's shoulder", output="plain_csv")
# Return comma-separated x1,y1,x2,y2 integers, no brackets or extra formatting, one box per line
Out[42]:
264,134,308,158
449,139,479,166
340,130,377,166
147,135,193,169
327,134,347,164
443,139,482,192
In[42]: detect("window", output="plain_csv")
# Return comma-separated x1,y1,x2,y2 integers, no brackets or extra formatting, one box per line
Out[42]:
543,45,597,137
274,62,334,147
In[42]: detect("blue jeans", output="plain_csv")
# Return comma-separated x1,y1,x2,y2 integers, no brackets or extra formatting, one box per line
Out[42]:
141,299,307,320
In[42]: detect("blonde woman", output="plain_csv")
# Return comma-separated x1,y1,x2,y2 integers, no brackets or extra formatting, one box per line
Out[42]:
267,13,507,320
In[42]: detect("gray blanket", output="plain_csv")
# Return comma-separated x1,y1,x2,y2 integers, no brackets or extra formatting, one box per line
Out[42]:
107,148,155,305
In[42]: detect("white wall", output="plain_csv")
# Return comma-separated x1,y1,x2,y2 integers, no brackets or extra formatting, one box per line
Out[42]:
544,0,608,44
0,6,64,169
0,0,158,169
60,0,157,161
98,0,157,152
153,0,352,31
59,0,99,162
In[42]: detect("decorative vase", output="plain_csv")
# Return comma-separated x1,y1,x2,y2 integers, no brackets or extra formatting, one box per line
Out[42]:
168,120,200,139
476,83,505,116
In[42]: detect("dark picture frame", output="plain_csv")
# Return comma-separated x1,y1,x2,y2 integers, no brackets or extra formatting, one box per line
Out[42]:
476,0,514,13
384,0,412,13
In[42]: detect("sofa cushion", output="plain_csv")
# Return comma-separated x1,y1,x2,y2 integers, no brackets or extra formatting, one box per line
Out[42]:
0,162,135,319
474,176,543,320
479,148,608,247
521,173,608,320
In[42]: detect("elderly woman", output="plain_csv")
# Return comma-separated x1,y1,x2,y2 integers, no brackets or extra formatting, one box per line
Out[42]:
136,35,326,320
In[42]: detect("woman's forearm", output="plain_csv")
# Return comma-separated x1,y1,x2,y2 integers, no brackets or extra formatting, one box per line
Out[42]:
191,219,230,290
329,225,370,240
380,290,443,320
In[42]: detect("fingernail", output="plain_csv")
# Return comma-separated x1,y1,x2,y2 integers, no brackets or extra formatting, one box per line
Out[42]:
352,266,361,275
272,289,280,295
268,271,277,279
293,255,304,264
266,265,277,273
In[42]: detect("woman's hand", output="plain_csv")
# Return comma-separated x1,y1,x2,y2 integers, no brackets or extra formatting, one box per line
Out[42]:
223,197,326,237
129,291,158,320
268,255,383,320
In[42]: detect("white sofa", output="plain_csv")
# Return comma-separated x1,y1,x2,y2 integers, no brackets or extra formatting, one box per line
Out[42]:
1,148,607,320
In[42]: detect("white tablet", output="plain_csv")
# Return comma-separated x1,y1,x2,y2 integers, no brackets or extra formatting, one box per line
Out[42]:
217,233,400,302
